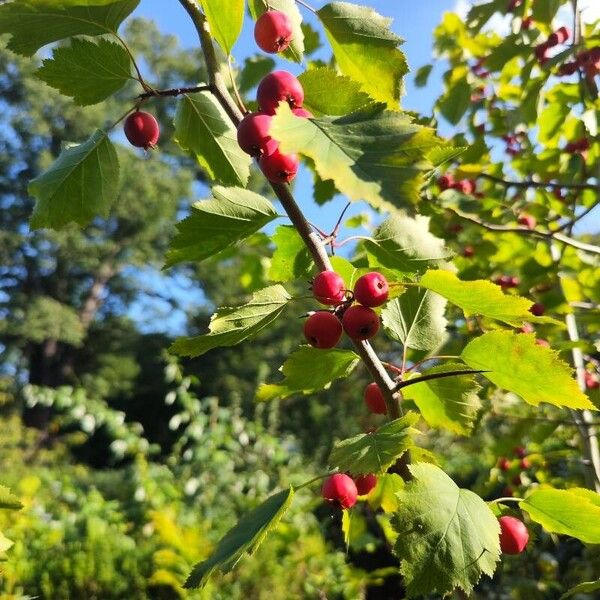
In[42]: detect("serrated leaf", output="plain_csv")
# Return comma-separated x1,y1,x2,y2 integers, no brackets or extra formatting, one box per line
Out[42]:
317,2,407,108
35,38,131,106
392,463,500,597
438,80,471,125
29,129,119,229
238,55,276,94
0,532,13,554
0,486,22,511
270,103,447,212
329,413,419,475
174,93,251,187
402,364,481,435
171,285,291,358
520,488,600,543
414,64,432,88
184,487,294,589
200,0,244,55
268,225,313,282
257,346,359,402
368,473,404,513
364,214,452,277
381,287,447,351
166,187,277,268
560,580,600,600
248,0,304,63
298,67,374,116
0,0,139,57
461,331,595,410
419,270,560,327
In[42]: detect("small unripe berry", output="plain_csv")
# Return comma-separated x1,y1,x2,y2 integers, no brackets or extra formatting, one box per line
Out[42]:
124,111,159,149
312,271,346,305
498,516,529,554
237,112,277,156
353,272,389,308
529,302,545,316
257,70,304,115
321,473,358,509
259,148,299,183
364,382,387,414
354,473,377,496
342,305,380,340
304,311,342,349
254,10,293,54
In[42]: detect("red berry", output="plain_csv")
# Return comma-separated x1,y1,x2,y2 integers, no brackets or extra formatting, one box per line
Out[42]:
257,70,304,115
518,214,536,229
512,474,522,486
312,271,346,305
303,312,342,349
342,305,380,340
535,44,549,64
585,372,600,390
354,473,377,496
236,112,277,156
520,322,535,334
321,474,358,509
453,179,476,195
521,16,533,30
124,111,159,149
364,382,387,415
555,26,570,44
536,338,550,347
353,272,389,308
254,10,293,54
259,148,299,183
547,33,560,47
498,457,511,471
498,516,529,554
559,62,579,76
513,446,527,459
520,458,531,470
438,174,454,190
510,276,520,287
462,245,475,258
529,302,545,316
292,107,313,118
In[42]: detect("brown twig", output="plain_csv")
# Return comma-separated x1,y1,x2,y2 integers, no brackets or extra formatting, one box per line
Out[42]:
137,84,211,99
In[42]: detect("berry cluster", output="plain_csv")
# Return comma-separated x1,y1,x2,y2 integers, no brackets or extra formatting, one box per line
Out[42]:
304,271,389,349
496,446,533,498
503,132,525,157
321,472,378,509
559,47,600,77
493,274,520,290
535,26,570,65
564,137,590,156
437,173,478,195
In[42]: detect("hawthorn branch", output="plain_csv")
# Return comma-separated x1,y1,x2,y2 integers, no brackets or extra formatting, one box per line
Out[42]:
177,0,402,421
137,84,211,99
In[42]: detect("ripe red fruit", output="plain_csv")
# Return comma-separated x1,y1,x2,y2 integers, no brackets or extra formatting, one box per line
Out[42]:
495,275,519,289
585,372,600,390
536,338,550,347
453,179,476,195
462,245,475,258
521,16,533,30
236,112,276,156
529,302,545,316
518,214,536,229
498,457,510,471
321,474,358,509
354,473,377,496
555,26,570,44
498,516,529,554
364,382,387,415
312,271,346,305
292,107,313,118
254,10,293,54
513,446,527,458
559,62,579,76
304,311,342,349
257,70,304,115
438,174,454,190
353,272,389,308
520,458,531,470
124,111,159,149
342,305,380,340
259,148,299,183
535,43,549,64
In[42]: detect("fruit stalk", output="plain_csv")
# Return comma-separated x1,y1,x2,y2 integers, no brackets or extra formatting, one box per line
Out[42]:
177,0,402,421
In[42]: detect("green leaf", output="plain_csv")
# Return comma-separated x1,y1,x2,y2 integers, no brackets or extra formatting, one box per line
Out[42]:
414,64,432,88
392,463,500,597
539,102,571,145
328,413,419,475
174,92,251,187
0,532,13,554
461,331,596,410
364,214,452,277
0,486,22,511
200,0,244,55
270,103,447,212
419,270,559,327
484,35,526,71
381,287,447,351
438,80,471,126
268,225,313,283
184,487,294,589
256,346,359,402
248,0,304,63
367,473,404,513
298,67,373,116
29,129,119,230
520,488,600,544
402,364,481,435
171,285,291,358
35,38,131,106
560,580,600,600
317,2,407,108
165,187,277,268
532,0,560,23
238,55,276,94
0,0,139,57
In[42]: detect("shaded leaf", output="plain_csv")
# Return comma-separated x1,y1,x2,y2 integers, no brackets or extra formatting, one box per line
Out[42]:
200,0,244,55
0,486,22,511
367,473,404,513
414,64,433,88
560,580,600,600
438,80,471,125
29,129,119,229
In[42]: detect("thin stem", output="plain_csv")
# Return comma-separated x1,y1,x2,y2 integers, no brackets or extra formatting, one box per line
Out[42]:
137,84,211,99
406,355,461,373
381,361,404,375
554,197,600,232
105,101,143,132
295,0,318,14
478,172,598,191
114,33,155,94
393,369,489,393
334,235,372,248
227,56,249,115
331,202,352,236
295,471,336,490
